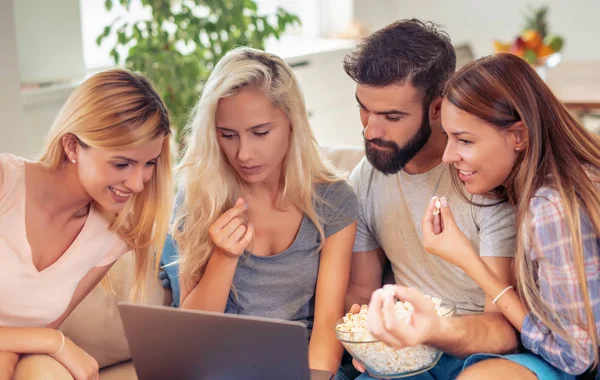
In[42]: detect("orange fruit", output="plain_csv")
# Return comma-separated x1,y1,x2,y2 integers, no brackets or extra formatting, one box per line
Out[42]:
536,44,554,57
521,29,543,51
493,40,512,53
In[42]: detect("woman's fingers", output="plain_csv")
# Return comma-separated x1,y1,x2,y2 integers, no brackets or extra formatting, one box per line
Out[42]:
210,198,248,231
232,222,254,254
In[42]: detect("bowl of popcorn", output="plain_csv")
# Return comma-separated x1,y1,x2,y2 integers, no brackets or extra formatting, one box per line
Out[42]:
335,296,456,379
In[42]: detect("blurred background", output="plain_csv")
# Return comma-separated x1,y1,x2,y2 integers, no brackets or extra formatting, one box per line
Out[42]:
2,0,599,157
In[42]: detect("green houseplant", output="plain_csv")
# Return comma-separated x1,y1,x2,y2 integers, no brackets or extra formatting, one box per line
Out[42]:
97,0,300,146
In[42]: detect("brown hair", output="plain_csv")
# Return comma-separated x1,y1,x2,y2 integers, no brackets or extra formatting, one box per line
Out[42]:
445,53,600,370
343,18,456,108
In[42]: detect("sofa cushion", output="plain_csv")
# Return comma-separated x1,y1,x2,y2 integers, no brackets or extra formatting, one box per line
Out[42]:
320,145,365,177
99,361,137,380
60,252,168,369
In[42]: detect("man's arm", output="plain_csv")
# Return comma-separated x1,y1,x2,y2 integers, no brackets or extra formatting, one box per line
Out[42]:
428,311,519,358
366,286,519,359
345,248,388,310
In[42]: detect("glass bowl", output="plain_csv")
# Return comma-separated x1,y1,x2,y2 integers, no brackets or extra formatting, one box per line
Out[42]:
533,51,562,81
335,300,456,379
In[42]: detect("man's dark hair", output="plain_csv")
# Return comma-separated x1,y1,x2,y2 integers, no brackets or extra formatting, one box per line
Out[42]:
343,19,456,108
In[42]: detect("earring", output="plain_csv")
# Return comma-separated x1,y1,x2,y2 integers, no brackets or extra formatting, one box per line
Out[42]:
515,148,521,152
71,159,77,164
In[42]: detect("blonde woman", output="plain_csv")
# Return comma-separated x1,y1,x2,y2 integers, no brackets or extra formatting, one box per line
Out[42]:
171,47,358,375
0,69,173,380
367,54,599,379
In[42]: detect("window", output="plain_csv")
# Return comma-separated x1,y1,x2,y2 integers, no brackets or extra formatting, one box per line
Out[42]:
255,0,321,38
79,0,322,70
79,0,150,70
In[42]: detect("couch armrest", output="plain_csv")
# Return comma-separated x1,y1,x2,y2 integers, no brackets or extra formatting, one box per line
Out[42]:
320,145,365,175
60,252,169,369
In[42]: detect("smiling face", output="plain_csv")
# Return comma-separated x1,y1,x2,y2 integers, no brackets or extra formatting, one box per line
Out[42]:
215,86,291,185
441,99,520,194
356,83,432,175
70,136,165,213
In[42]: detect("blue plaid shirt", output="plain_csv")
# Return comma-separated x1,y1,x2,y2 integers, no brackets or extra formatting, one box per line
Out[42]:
521,185,600,377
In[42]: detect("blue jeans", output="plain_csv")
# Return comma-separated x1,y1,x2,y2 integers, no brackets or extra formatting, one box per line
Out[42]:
336,366,350,380
463,353,577,380
355,353,465,380
353,352,578,380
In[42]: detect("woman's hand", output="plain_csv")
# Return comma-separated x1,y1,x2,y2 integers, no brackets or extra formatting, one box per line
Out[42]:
421,196,478,271
53,337,99,380
208,197,254,258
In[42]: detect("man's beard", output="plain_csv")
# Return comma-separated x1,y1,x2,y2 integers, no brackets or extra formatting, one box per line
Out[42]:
364,114,432,175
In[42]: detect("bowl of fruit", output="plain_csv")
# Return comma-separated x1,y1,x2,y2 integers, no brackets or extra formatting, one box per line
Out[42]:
493,5,564,80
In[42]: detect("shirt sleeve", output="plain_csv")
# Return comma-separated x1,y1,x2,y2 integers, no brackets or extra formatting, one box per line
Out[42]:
95,241,130,267
319,180,359,238
520,192,598,375
473,196,517,257
348,161,380,252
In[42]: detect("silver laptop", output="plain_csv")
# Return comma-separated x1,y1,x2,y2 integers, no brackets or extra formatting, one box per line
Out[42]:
118,303,334,380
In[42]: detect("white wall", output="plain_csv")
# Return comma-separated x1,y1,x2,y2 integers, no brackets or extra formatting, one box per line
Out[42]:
7,0,599,156
14,0,85,84
0,0,26,156
1,0,85,157
352,0,400,33
353,0,600,61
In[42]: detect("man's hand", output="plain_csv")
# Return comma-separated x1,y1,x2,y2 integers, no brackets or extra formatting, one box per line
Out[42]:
367,285,442,348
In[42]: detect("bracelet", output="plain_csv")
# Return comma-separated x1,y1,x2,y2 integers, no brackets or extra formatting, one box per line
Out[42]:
50,330,65,357
492,286,514,304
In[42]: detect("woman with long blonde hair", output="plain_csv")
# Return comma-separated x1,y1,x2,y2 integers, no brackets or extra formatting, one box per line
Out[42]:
0,69,173,380
366,53,598,380
169,47,358,375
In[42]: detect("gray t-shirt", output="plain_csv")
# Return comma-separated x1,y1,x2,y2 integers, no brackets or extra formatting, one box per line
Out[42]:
349,158,516,314
225,180,358,339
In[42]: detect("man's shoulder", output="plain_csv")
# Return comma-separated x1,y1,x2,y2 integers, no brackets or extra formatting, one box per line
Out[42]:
464,194,516,235
349,156,374,194
349,156,372,182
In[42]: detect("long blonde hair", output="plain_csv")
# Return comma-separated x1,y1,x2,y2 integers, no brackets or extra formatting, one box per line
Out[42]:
39,68,173,301
446,53,600,369
174,47,340,291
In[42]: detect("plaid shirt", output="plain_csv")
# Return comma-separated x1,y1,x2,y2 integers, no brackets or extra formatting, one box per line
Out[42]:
521,186,600,377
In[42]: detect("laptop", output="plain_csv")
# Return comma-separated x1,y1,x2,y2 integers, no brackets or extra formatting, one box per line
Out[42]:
118,303,334,380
